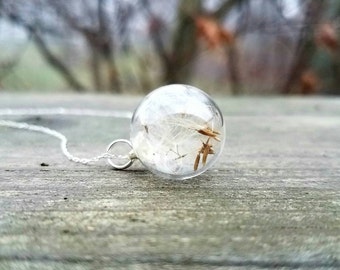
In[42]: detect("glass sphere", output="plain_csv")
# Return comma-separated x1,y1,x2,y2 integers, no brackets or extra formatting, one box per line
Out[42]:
130,84,225,179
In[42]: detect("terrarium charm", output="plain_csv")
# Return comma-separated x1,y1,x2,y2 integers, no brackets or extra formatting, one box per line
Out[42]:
108,84,225,180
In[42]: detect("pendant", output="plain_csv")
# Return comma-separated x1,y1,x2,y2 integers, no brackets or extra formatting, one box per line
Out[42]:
107,84,225,180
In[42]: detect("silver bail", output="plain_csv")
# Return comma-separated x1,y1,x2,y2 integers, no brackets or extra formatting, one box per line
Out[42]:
106,139,136,170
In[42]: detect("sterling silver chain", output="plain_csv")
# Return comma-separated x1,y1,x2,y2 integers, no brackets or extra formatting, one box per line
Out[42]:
0,108,133,166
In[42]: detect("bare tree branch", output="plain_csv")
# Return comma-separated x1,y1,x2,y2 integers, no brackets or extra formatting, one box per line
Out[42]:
6,12,86,91
51,0,121,92
0,39,31,84
139,0,171,72
213,0,247,19
32,33,86,91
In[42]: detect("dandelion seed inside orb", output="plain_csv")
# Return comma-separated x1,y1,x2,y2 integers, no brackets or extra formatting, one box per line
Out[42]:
130,84,225,179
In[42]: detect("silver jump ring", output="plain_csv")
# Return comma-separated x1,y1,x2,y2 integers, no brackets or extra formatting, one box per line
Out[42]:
106,139,135,170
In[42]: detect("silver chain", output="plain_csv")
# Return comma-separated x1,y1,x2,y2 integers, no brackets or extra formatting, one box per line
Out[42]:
0,108,132,118
0,108,133,165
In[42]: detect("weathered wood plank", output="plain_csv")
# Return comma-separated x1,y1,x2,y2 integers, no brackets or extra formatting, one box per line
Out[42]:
0,94,339,269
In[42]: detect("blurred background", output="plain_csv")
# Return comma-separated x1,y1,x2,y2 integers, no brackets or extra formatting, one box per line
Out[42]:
0,0,340,95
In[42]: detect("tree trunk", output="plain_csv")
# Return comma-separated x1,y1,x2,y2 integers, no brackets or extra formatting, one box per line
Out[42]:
281,0,325,94
104,56,121,93
227,44,242,95
163,0,201,83
328,53,340,95
89,47,103,91
217,0,245,95
97,0,121,93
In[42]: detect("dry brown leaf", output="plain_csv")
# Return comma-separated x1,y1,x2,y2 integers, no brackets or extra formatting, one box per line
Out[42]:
315,23,339,52
300,70,319,95
195,16,234,49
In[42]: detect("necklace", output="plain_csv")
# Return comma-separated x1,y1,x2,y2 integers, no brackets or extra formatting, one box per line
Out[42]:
0,84,225,180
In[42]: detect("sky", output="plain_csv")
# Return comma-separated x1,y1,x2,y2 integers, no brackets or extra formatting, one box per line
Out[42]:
0,0,302,46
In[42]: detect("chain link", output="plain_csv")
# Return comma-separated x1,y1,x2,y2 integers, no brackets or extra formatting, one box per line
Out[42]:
0,108,132,165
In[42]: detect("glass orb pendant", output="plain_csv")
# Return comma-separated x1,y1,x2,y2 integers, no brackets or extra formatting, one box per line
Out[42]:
129,84,225,180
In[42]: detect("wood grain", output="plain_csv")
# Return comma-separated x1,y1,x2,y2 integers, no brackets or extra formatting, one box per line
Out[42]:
0,94,339,269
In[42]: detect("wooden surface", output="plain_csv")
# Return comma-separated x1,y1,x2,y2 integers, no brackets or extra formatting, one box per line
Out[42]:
0,94,339,269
